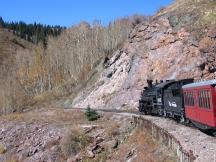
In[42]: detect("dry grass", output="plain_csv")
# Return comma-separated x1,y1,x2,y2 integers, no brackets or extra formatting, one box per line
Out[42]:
31,89,61,106
110,129,177,162
5,157,19,162
30,81,76,106
83,151,108,162
0,79,29,115
5,159,19,162
1,108,89,127
156,0,216,39
106,122,120,138
1,113,26,122
0,143,6,154
60,127,90,158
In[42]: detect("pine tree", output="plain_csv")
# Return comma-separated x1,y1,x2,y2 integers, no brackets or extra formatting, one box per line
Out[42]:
85,105,100,121
0,17,5,28
0,16,65,44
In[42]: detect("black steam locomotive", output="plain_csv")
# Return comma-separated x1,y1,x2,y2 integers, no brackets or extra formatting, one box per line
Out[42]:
139,79,216,134
139,79,194,120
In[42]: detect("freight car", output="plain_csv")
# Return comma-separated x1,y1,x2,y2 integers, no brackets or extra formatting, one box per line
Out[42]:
139,79,216,134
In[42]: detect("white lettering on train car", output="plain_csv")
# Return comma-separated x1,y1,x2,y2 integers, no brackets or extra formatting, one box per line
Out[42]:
168,101,177,108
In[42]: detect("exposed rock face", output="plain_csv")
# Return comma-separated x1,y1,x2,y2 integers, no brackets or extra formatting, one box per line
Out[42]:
72,17,216,110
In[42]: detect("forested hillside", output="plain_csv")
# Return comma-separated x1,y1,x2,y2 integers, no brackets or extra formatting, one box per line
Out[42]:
0,17,65,46
0,15,145,114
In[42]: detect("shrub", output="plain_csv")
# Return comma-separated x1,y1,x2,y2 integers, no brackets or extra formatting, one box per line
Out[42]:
129,14,146,27
156,6,166,14
85,105,100,121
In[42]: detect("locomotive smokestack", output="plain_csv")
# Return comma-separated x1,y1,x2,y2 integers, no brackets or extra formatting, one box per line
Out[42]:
147,80,153,87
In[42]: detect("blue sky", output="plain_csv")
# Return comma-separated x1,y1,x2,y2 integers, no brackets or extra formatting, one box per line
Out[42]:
0,0,173,27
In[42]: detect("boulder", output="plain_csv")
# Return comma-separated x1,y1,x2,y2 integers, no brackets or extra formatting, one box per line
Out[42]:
101,139,118,152
86,149,95,158
67,153,82,162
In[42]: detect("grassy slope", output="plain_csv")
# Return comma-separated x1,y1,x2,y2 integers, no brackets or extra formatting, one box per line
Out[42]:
0,28,39,114
156,0,216,38
0,28,35,63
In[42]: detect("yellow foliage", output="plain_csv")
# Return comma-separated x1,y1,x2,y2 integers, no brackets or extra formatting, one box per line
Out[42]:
28,48,45,84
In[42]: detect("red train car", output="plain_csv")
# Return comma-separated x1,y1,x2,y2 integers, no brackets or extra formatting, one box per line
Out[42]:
182,79,216,132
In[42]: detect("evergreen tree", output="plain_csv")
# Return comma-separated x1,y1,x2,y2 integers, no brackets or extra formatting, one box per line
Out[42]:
85,105,100,121
0,17,5,28
0,16,65,45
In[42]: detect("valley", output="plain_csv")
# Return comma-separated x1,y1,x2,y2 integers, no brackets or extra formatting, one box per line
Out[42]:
0,0,215,161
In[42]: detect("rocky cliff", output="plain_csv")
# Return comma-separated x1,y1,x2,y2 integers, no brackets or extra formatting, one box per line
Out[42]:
71,0,216,110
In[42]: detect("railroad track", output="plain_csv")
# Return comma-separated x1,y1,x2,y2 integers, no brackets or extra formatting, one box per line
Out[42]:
24,106,215,137
64,107,216,137
65,107,144,116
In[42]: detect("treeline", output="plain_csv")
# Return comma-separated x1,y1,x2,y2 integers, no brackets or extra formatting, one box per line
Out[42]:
0,16,65,46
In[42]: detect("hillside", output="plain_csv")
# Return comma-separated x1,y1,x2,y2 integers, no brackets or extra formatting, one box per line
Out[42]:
0,28,35,65
0,17,64,44
0,17,139,115
0,28,39,114
70,0,216,110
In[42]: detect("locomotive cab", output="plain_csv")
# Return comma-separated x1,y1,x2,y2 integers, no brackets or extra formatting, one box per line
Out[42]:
163,79,194,120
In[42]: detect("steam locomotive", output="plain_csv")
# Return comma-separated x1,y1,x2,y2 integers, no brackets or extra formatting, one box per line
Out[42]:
139,79,216,134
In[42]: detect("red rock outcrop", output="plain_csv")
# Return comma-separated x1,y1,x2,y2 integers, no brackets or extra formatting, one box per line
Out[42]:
72,18,216,110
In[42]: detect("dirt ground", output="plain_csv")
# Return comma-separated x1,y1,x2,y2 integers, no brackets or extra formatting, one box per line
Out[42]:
0,107,178,162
